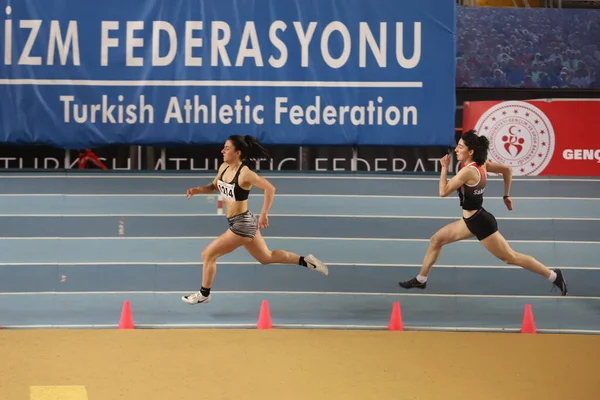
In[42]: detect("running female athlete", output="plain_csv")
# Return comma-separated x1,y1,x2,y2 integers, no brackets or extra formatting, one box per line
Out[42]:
182,134,329,304
398,130,568,295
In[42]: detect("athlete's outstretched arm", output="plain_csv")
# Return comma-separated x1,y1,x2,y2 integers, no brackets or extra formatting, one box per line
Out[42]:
486,160,513,210
186,164,224,199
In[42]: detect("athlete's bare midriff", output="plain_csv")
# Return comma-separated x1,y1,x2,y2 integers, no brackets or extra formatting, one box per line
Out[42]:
224,199,249,219
462,208,479,219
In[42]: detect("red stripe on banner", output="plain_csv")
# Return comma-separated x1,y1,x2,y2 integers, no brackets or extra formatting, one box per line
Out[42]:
462,99,600,176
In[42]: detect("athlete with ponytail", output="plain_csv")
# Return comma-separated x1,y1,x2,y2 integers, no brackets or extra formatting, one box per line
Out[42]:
182,134,328,305
398,130,568,295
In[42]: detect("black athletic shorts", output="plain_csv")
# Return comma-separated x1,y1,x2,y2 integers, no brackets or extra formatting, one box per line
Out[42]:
463,208,498,241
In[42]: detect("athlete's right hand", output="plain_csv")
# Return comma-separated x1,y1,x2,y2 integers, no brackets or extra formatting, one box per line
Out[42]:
439,154,451,169
503,196,513,211
186,187,199,200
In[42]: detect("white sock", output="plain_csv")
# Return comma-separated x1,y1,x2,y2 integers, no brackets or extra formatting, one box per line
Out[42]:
416,275,428,283
548,270,557,282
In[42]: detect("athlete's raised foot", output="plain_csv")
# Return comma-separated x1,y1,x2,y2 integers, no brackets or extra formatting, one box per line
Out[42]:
304,254,329,276
398,277,427,290
551,268,568,296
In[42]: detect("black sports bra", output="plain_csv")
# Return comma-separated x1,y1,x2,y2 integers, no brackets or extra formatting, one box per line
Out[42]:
216,164,250,201
457,162,486,210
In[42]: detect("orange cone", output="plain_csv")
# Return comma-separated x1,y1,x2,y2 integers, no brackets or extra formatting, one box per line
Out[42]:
257,300,273,329
520,304,536,334
118,300,135,329
388,301,404,331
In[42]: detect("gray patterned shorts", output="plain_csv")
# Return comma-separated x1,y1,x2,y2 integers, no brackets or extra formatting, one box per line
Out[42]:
227,210,258,239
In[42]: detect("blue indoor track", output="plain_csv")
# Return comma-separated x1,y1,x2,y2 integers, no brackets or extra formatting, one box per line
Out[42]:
0,172,599,333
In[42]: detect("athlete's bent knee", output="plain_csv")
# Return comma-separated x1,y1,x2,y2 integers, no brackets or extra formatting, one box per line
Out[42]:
499,251,517,265
253,251,274,265
429,233,446,248
201,248,218,262
256,256,271,265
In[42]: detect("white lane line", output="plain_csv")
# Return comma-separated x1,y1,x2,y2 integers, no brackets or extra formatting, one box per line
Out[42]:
0,213,597,220
0,323,598,334
0,236,597,244
0,290,597,300
1,174,599,182
0,261,596,270
0,193,598,200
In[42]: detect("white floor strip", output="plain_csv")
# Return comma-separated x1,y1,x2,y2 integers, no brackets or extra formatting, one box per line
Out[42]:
0,324,118,329
0,174,598,182
0,261,596,270
0,323,598,334
0,193,598,200
0,236,596,244
0,290,596,299
0,213,598,221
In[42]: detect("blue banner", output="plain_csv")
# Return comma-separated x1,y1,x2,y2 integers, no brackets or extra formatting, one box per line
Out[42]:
0,0,456,149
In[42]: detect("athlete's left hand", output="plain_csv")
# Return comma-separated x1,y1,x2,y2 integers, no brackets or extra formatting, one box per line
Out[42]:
258,214,269,229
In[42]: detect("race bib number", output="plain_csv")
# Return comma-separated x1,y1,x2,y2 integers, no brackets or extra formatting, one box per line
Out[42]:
218,181,236,201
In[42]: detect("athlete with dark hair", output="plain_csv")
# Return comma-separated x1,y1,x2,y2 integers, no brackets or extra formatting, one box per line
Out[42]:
182,134,328,304
398,130,568,295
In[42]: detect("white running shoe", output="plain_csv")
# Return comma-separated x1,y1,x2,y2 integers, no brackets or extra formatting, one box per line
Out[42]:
305,254,329,276
182,292,211,304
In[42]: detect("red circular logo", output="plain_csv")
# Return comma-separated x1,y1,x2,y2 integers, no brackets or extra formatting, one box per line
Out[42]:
473,101,555,176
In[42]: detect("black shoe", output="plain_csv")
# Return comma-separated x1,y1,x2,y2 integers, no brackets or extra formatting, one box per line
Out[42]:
398,277,427,290
551,268,568,296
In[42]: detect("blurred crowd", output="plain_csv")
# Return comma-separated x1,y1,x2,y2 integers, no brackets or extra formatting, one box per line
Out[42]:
456,7,600,89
